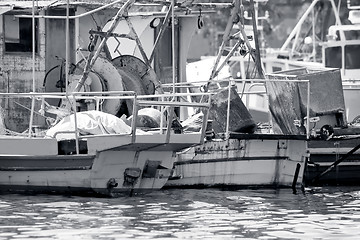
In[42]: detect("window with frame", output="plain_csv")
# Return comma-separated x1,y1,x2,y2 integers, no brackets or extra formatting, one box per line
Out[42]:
4,15,38,53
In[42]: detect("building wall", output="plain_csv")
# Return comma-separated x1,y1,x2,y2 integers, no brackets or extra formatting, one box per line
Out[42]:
0,10,46,132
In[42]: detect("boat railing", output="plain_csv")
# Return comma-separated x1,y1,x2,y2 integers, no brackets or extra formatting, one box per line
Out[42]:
0,91,211,154
163,77,311,139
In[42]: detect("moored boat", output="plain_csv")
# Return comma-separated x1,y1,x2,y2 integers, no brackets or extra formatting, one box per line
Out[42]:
0,92,210,196
164,0,309,190
266,68,360,186
0,0,215,196
306,136,360,185
209,0,360,186
167,132,307,189
265,0,360,123
164,78,308,190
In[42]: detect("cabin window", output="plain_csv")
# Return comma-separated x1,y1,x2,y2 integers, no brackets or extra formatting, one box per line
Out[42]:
348,0,360,8
345,45,360,69
324,47,342,69
4,15,38,53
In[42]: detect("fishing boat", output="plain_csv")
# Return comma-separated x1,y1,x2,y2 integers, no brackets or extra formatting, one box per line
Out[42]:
264,0,360,123
164,79,308,190
165,0,308,190
264,0,360,185
0,92,210,197
211,0,360,186
0,0,212,196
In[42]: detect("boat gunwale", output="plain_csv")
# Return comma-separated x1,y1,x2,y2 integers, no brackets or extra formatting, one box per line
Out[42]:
228,132,307,140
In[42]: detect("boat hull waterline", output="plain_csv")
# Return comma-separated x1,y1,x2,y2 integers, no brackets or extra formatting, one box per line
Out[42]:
166,134,308,189
0,133,204,196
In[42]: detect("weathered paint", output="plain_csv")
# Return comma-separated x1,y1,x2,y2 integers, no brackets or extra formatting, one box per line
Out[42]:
166,136,307,188
0,128,206,196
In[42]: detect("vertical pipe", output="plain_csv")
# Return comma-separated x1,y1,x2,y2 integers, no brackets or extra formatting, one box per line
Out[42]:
65,0,70,93
131,94,138,143
160,96,164,133
28,0,36,137
306,80,310,139
72,95,79,155
266,87,271,133
312,6,316,62
32,1,36,93
226,83,231,139
171,0,176,95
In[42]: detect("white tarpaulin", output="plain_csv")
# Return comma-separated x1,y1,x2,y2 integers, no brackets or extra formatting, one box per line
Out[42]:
46,110,149,140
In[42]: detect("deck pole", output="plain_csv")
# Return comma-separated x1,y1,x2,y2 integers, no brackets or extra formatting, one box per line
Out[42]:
72,95,79,155
65,0,70,93
171,0,176,95
226,84,231,139
292,163,301,194
306,81,310,139
28,0,36,137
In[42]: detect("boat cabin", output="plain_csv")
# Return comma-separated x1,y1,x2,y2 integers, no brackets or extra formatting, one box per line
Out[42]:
323,22,360,81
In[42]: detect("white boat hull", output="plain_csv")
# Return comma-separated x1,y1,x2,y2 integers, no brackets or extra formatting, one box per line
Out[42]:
0,133,203,196
166,134,307,188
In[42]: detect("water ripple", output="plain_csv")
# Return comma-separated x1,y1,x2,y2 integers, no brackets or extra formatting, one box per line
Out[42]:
0,187,360,239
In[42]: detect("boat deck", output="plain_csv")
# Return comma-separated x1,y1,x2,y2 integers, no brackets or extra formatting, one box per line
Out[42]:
229,132,307,140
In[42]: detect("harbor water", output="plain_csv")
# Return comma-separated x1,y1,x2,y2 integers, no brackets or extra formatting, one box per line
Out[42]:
1,187,360,239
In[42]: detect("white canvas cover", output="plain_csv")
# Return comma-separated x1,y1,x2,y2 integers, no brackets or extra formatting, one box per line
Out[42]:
46,110,149,140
